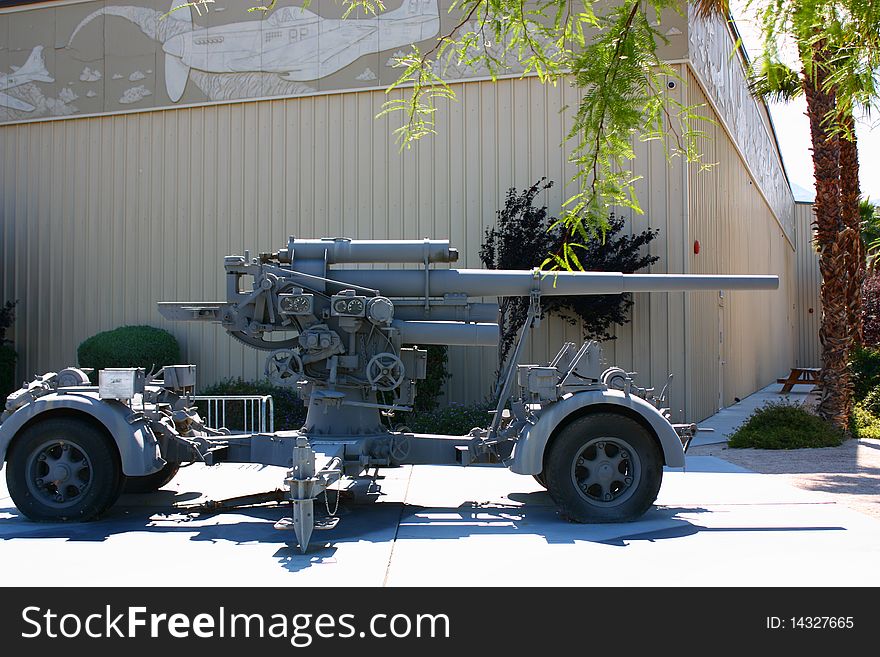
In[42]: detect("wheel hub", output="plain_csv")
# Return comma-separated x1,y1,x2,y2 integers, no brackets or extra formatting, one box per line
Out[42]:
47,463,71,483
27,440,94,508
571,438,641,507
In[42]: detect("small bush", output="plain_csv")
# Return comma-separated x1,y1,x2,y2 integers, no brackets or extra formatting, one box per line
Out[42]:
413,345,451,412
727,400,845,449
0,300,18,398
0,344,16,399
848,346,880,440
851,401,880,440
399,402,493,435
78,326,180,380
197,378,307,432
849,346,880,403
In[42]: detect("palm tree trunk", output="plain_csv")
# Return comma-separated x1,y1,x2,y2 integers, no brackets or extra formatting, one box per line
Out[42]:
840,113,863,347
803,43,851,428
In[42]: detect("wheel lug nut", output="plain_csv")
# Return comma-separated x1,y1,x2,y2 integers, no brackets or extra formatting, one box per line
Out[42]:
624,477,633,485
621,452,629,460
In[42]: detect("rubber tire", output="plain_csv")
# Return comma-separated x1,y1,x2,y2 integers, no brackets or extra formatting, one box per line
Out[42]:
123,461,180,494
544,413,663,523
533,473,547,489
6,417,122,522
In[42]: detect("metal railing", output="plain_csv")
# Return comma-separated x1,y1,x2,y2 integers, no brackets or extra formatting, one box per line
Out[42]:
192,395,275,434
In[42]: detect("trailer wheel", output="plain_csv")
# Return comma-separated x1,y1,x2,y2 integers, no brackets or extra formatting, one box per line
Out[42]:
6,417,122,522
123,462,180,494
544,413,662,523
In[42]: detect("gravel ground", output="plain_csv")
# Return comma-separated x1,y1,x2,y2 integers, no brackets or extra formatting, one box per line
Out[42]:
687,439,880,520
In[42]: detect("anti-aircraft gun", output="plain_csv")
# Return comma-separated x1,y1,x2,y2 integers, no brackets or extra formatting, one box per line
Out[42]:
0,236,778,552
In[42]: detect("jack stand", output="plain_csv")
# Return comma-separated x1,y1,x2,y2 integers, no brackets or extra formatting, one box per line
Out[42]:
274,436,319,553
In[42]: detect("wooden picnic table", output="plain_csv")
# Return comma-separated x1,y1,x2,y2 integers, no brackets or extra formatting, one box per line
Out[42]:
776,367,820,393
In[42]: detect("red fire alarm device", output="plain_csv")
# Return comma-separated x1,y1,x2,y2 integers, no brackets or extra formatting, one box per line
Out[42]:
693,240,701,255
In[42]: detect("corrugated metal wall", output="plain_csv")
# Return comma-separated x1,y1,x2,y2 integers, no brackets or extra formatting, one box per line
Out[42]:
0,76,614,406
686,69,797,418
0,65,797,423
794,202,820,367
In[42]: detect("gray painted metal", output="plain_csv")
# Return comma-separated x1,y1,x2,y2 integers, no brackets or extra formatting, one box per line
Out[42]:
315,268,780,298
509,388,687,475
278,237,459,264
0,391,164,477
391,302,498,323
391,319,500,346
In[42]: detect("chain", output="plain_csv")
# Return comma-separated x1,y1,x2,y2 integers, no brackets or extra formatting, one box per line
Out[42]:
323,475,341,517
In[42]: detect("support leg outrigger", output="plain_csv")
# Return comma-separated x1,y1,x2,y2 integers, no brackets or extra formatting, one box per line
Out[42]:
274,436,343,553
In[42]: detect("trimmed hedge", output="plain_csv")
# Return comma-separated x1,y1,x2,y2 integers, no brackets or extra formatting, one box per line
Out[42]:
412,345,451,412
849,346,880,441
77,326,180,379
728,400,845,449
0,344,16,399
399,402,493,436
850,346,880,402
197,378,307,432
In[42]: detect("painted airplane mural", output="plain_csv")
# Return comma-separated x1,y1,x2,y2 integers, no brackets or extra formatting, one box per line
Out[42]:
0,46,54,112
68,0,440,103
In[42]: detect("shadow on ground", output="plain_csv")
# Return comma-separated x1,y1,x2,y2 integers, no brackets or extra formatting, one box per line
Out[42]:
0,482,847,573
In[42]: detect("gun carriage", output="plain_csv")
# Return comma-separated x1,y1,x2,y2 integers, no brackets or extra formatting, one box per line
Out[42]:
0,237,778,551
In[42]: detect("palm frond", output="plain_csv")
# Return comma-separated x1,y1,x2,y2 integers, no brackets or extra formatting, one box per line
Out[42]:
692,0,729,19
748,57,802,102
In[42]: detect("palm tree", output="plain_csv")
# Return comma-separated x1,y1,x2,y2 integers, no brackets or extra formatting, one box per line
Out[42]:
750,58,863,352
802,38,852,426
696,0,879,428
840,114,863,346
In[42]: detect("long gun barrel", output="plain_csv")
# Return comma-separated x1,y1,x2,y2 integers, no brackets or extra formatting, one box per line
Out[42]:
308,268,779,298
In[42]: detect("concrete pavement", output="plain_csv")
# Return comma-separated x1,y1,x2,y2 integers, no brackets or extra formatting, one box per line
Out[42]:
2,446,878,586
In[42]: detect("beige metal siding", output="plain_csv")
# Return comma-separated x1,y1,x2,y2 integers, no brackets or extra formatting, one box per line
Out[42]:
686,69,797,418
1,65,796,424
1,73,688,413
794,202,821,367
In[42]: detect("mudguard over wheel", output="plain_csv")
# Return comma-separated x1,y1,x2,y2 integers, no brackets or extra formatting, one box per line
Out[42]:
123,461,180,494
544,413,663,523
6,417,123,522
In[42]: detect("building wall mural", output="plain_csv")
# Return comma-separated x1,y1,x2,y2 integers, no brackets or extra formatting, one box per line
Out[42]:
0,0,498,122
0,0,689,124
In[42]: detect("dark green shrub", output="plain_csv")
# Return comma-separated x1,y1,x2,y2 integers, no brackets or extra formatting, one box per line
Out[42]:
0,299,19,398
480,178,659,368
412,345,451,412
848,346,880,440
728,401,845,449
197,378,307,431
0,344,16,399
399,402,493,436
849,346,880,403
77,325,180,381
851,401,880,440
